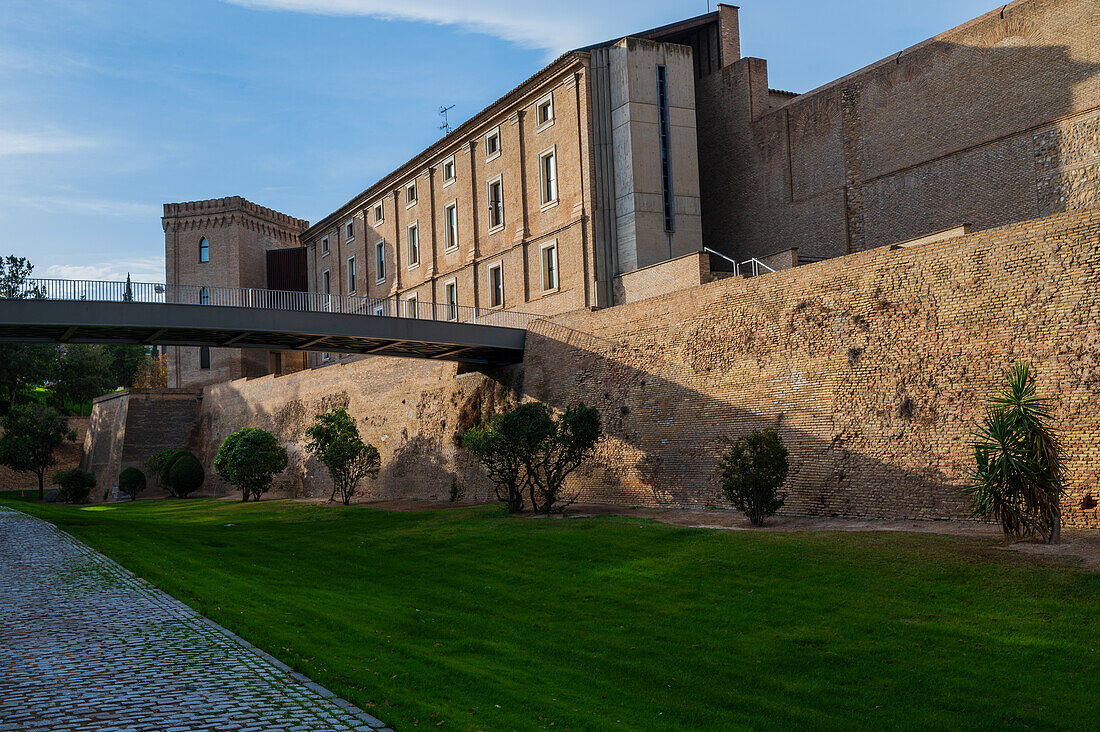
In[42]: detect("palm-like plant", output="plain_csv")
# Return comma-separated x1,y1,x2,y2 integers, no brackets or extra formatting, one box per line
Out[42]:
966,363,1063,543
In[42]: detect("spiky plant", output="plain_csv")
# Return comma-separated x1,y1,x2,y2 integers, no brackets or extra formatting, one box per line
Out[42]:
966,362,1063,543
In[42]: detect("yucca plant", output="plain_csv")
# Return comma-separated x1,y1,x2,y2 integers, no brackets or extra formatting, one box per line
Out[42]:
966,362,1063,543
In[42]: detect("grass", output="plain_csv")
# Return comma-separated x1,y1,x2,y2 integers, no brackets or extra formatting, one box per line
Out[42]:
3,496,1098,730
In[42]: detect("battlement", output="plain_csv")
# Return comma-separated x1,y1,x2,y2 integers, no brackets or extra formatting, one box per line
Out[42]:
163,196,309,232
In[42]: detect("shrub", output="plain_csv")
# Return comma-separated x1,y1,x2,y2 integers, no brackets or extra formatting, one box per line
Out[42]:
167,453,204,498
118,467,147,501
966,362,1063,543
214,428,288,502
462,401,602,514
145,449,176,487
304,408,381,505
51,467,96,504
719,428,789,527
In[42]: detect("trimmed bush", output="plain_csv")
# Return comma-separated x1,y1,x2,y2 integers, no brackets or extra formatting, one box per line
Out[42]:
51,467,96,504
719,428,789,527
118,467,147,501
214,428,287,502
167,453,205,498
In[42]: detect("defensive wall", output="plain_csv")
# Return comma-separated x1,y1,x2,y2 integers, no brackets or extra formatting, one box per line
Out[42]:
157,206,1100,528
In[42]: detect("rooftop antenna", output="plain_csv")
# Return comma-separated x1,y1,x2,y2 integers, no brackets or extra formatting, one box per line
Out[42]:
439,104,456,135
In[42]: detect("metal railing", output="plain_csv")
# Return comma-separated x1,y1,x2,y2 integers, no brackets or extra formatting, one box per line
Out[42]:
703,248,778,277
5,278,538,330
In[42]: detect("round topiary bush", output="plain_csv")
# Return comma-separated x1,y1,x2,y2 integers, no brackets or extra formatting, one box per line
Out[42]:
51,468,97,504
158,449,197,497
167,453,205,498
118,466,147,501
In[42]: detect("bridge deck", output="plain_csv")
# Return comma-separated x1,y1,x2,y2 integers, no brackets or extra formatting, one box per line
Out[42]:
0,299,527,365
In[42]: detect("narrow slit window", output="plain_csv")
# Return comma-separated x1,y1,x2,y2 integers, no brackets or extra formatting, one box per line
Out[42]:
199,346,210,369
407,223,420,267
375,241,386,282
347,257,356,293
541,242,558,291
444,279,458,321
539,148,557,206
444,202,459,251
487,178,504,230
657,64,674,232
488,263,504,308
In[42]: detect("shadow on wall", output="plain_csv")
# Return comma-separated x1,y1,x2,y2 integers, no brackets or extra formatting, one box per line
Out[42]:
699,22,1100,261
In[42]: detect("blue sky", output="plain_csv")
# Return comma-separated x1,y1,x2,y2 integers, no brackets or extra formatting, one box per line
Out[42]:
0,0,997,282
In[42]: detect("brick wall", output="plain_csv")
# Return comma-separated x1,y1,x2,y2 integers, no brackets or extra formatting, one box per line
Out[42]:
184,206,1100,528
698,0,1100,263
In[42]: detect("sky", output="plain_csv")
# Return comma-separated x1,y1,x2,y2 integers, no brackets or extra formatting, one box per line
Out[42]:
0,0,999,282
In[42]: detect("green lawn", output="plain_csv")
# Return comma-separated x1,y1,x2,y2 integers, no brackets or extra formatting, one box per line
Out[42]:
4,497,1098,730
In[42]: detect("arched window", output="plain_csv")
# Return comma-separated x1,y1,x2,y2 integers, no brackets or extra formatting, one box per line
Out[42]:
199,287,210,305
199,237,210,263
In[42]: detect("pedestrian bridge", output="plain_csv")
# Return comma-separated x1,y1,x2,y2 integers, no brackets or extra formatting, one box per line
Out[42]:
0,279,533,365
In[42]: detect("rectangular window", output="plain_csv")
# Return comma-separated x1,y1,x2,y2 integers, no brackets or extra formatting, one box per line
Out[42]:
487,177,504,231
540,241,558,291
372,303,385,317
444,201,458,251
320,236,329,255
657,64,675,233
539,148,558,206
407,223,420,267
199,346,210,369
347,257,356,293
488,262,504,308
375,241,386,282
442,156,456,185
321,352,330,362
404,293,419,319
405,180,418,207
485,127,501,160
373,202,384,224
444,279,458,321
345,220,354,241
322,270,330,295
535,92,554,129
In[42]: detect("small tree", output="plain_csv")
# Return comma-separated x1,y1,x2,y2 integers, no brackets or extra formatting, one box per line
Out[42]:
966,362,1063,543
52,468,96,503
54,344,114,415
463,403,550,513
214,428,288,502
719,428,789,527
0,405,75,499
118,467,147,501
528,403,602,514
145,449,176,491
167,452,205,498
305,407,381,505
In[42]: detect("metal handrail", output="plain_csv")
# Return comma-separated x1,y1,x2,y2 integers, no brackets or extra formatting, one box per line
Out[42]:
4,278,539,330
702,248,778,277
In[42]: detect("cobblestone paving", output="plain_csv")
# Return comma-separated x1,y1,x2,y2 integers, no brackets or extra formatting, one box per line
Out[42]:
0,508,392,731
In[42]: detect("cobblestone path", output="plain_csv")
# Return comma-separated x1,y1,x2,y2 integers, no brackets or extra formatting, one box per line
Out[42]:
0,508,392,731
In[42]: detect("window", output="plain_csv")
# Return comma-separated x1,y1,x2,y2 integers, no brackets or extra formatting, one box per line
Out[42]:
539,147,558,207
320,236,329,256
657,64,674,232
485,127,501,160
373,202,384,224
488,262,504,308
199,287,210,305
487,177,504,231
347,257,356,293
404,293,419,318
407,223,420,267
199,237,210,263
345,219,354,241
405,180,418,207
540,241,558,291
372,303,385,317
322,270,330,295
442,156,456,186
375,241,386,282
199,346,210,369
535,92,554,129
321,352,330,362
444,201,459,251
444,279,458,321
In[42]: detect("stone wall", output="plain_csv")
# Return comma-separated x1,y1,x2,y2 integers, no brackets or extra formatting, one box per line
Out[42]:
187,207,1100,528
697,0,1100,263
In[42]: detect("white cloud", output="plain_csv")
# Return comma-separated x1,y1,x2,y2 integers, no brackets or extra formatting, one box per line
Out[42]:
223,0,669,52
0,195,160,220
44,258,165,283
0,130,100,156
